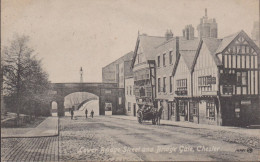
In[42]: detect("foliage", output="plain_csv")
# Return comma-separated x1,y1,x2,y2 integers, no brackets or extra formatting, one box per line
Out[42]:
2,35,51,117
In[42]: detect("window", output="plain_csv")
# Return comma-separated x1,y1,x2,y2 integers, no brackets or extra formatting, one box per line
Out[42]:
157,56,160,67
119,97,122,105
179,101,187,116
198,76,212,92
158,78,161,92
236,71,247,94
163,53,166,66
206,101,215,120
170,76,173,93
190,102,198,116
169,51,173,64
130,86,132,95
237,71,247,86
163,77,166,92
127,87,128,95
128,102,131,111
176,79,187,95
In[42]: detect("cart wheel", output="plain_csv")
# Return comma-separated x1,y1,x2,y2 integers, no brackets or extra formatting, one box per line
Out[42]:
152,118,156,125
138,112,143,124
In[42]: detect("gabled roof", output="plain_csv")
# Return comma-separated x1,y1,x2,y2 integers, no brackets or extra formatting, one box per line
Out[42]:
181,50,198,71
172,39,201,76
191,30,260,71
131,34,166,68
203,37,222,66
215,31,241,54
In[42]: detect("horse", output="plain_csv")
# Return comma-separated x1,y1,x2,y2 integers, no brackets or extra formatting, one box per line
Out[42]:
156,107,163,125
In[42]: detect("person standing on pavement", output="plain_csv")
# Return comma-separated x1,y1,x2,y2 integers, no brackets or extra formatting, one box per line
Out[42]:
71,106,74,120
85,109,88,119
91,110,94,118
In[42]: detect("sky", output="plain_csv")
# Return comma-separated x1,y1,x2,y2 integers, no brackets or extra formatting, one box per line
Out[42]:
2,0,259,83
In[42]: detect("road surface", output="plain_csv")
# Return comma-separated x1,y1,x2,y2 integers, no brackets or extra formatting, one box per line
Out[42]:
2,116,259,161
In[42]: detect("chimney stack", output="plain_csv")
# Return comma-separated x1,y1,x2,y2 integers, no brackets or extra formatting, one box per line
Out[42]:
165,29,173,41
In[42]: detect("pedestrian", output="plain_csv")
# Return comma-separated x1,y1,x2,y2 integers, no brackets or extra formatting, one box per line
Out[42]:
85,109,88,119
71,106,74,120
91,110,94,118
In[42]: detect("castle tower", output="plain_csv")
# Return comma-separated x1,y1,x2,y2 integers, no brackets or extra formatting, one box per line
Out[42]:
197,8,218,39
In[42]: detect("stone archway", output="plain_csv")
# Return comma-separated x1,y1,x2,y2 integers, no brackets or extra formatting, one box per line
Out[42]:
49,83,125,117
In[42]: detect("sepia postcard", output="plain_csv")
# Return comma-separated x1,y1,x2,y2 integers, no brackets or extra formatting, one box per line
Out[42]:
1,0,260,161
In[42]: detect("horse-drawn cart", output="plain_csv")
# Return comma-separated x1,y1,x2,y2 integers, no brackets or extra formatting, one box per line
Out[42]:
137,106,161,125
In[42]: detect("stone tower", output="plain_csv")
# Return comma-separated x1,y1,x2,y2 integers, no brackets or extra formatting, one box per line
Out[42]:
197,8,218,39
182,25,195,40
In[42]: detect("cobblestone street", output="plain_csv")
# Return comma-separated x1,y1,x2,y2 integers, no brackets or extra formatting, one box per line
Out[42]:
1,116,260,161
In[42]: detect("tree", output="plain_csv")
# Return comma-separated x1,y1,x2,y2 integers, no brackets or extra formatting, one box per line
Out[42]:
2,35,50,119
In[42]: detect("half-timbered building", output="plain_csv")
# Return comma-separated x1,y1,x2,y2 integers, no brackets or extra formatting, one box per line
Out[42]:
131,33,166,109
192,30,260,126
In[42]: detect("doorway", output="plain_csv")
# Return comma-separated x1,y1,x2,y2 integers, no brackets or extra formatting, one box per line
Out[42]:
133,103,136,116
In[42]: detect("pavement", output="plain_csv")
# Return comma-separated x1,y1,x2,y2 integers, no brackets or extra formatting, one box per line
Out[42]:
109,115,260,138
1,117,59,138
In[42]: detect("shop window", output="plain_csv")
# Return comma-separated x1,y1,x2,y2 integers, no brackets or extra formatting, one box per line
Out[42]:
206,101,215,120
179,101,187,116
190,102,198,116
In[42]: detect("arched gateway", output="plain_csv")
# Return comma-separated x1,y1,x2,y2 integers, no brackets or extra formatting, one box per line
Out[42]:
49,83,124,116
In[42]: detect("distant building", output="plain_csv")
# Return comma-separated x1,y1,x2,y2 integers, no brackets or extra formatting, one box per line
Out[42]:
251,21,260,47
102,51,134,88
197,8,218,39
125,76,138,116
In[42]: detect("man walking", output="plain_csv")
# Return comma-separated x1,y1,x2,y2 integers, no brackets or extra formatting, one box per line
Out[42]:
85,109,88,119
71,106,74,120
91,110,94,118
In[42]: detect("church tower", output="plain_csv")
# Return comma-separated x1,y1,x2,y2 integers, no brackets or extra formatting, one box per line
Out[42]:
197,8,218,39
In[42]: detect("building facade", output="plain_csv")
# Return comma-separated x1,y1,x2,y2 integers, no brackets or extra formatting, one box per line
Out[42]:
102,51,134,88
125,76,138,116
191,31,260,126
102,51,134,114
131,34,166,110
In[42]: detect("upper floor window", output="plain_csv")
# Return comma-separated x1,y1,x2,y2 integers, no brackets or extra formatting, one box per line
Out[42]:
237,71,247,86
176,79,187,95
157,56,160,67
130,86,132,95
163,77,166,92
169,76,173,93
169,51,173,64
127,86,129,95
236,71,247,95
163,53,166,66
158,78,161,92
198,76,212,92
